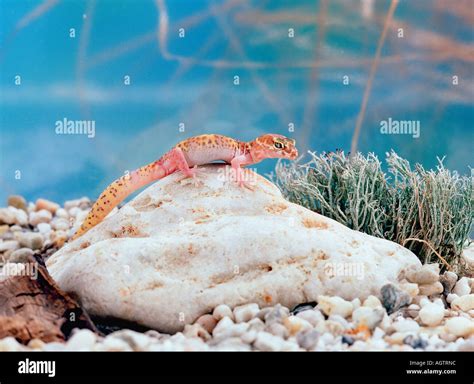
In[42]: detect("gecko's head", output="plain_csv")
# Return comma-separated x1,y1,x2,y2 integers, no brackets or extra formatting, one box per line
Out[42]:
251,134,298,161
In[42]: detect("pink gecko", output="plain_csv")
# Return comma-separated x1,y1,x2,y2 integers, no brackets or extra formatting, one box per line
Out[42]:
72,133,298,239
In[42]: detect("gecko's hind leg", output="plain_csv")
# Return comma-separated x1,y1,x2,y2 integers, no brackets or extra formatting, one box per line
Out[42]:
170,148,203,186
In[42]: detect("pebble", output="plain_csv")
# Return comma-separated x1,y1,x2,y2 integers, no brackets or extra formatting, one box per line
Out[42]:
283,315,312,335
380,284,411,314
8,247,34,263
195,314,217,334
407,264,440,284
451,294,474,312
254,331,297,351
419,303,444,326
393,318,420,333
183,324,211,341
64,197,91,210
445,317,474,337
265,322,289,339
212,304,234,321
51,218,70,231
264,304,289,324
66,329,98,350
37,222,52,235
233,303,259,323
55,208,69,219
29,209,52,226
7,195,27,211
212,317,248,339
35,198,60,213
403,335,428,349
111,330,153,350
295,309,325,326
352,306,385,330
0,207,28,226
446,293,459,304
296,329,320,350
440,271,458,295
363,295,383,309
317,295,353,318
418,282,444,297
453,277,471,297
0,240,19,253
0,336,25,351
15,232,44,250
351,298,361,310
98,336,132,351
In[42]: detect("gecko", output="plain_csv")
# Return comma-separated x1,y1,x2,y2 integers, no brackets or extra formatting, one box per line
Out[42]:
71,133,298,240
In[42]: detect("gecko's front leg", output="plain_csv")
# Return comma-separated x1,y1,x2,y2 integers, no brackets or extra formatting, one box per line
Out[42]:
230,154,255,190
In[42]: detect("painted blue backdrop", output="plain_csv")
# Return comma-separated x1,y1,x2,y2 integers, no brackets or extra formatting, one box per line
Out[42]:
1,0,473,204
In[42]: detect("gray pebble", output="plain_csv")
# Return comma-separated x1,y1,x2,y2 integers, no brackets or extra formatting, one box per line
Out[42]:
381,283,411,314
8,248,34,263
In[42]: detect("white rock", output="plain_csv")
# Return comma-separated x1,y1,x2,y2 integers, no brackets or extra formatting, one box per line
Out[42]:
0,207,28,226
37,222,52,235
254,331,298,351
51,218,70,231
351,298,361,310
446,293,459,304
55,208,69,219
0,240,19,253
451,294,474,312
393,318,420,333
453,277,471,297
213,304,234,321
296,309,325,326
406,264,440,285
363,295,383,309
283,315,312,335
29,209,52,226
46,165,422,333
445,317,474,337
419,303,444,327
352,306,385,330
318,295,353,318
66,329,97,350
233,303,259,323
0,336,25,351
212,317,248,339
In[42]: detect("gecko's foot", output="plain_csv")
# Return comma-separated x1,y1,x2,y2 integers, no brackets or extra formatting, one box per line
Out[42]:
232,167,255,191
176,166,203,187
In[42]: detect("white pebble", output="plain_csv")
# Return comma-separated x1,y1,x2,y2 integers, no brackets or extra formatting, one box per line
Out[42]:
317,295,353,318
29,209,52,226
296,309,324,326
419,303,445,326
363,295,383,309
66,329,97,350
451,294,474,312
254,331,298,351
352,306,385,330
393,318,420,333
55,208,69,219
453,277,471,297
51,218,70,231
446,293,459,304
233,303,259,323
37,222,52,234
213,304,234,321
445,317,474,337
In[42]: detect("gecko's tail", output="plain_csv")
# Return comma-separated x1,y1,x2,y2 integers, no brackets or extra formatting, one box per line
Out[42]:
71,159,168,241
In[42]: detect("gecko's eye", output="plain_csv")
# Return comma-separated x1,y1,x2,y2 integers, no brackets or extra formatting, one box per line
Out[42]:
274,142,284,149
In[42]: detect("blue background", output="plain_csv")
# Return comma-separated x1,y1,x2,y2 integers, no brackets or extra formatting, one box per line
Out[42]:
1,0,473,204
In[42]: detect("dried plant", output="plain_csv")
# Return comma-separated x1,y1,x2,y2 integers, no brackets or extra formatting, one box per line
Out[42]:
274,150,473,273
